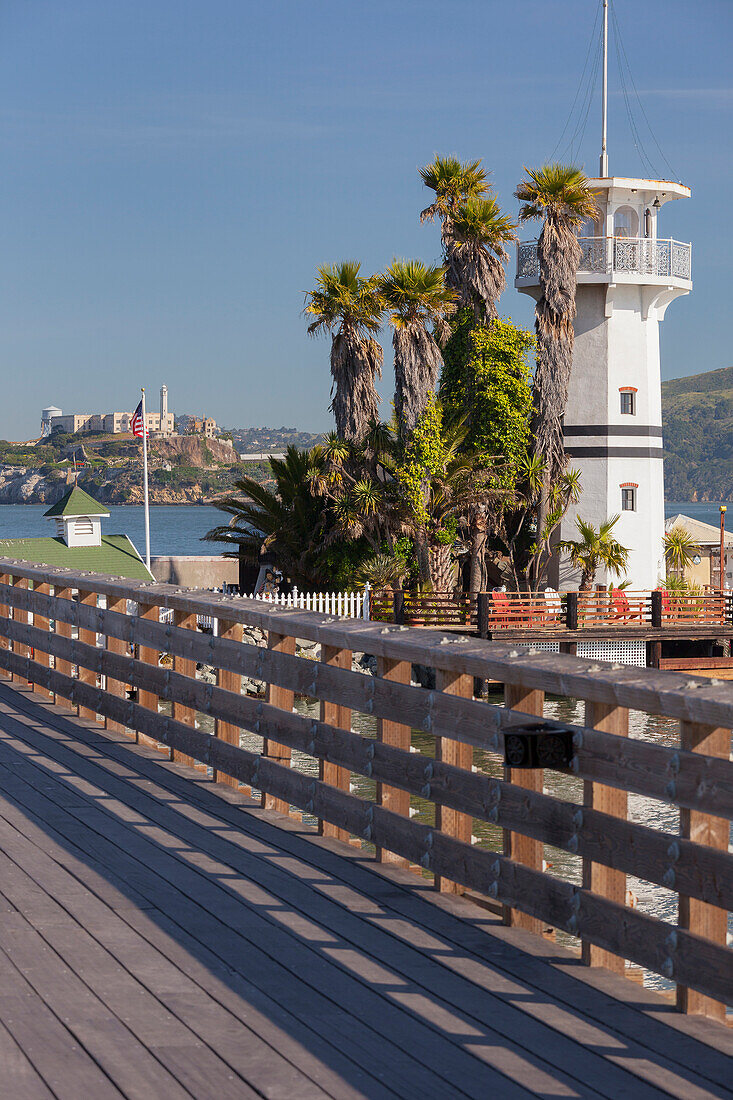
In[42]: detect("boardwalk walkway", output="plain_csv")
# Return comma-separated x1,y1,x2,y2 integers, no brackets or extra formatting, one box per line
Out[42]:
0,681,730,1100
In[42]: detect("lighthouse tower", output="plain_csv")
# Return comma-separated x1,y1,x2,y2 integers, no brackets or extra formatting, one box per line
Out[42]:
515,5,691,589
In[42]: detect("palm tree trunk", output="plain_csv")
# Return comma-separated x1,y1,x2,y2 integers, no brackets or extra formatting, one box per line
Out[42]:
469,508,488,592
429,544,453,591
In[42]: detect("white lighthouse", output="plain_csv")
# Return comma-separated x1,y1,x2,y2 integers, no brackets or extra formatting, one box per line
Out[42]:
515,5,691,589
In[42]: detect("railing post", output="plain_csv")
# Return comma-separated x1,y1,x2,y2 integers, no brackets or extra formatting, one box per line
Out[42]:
214,617,243,787
581,701,629,974
171,610,198,767
77,589,98,721
566,591,578,631
136,600,161,749
104,595,129,734
651,589,662,629
435,668,473,894
11,575,29,685
319,645,352,842
261,631,295,814
477,592,490,639
676,721,729,1021
53,586,74,709
32,581,53,700
503,683,545,932
393,589,405,625
0,572,10,679
375,656,412,864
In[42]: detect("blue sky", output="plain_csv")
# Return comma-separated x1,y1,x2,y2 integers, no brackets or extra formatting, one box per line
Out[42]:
0,0,730,439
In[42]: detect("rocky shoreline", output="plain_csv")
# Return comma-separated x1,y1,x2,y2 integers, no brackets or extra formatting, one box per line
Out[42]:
0,464,224,505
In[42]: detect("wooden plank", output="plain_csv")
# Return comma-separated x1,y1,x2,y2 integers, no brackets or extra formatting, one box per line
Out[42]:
376,656,411,865
0,572,10,682
503,683,544,934
582,701,628,974
435,668,473,894
5,652,728,1008
214,618,242,787
11,576,29,685
262,631,295,814
676,720,730,1021
51,702,731,1094
77,589,98,721
3,695,725,1100
171,610,197,767
31,582,53,700
5,582,733,821
4,563,733,732
104,595,129,735
0,1016,57,1100
52,585,75,710
136,601,160,749
3,616,733,913
0,750,374,1099
0,736,615,1100
0,938,124,1099
0,742,507,1100
319,644,351,842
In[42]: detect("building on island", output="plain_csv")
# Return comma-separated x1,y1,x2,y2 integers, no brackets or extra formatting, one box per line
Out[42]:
665,514,733,591
178,414,218,438
517,181,692,590
0,486,153,581
42,385,175,439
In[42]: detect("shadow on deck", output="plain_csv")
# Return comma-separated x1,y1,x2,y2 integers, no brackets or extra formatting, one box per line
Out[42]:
0,681,730,1100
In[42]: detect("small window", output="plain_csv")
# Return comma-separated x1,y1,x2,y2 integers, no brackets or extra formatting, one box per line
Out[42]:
74,518,93,535
620,391,636,415
621,488,636,512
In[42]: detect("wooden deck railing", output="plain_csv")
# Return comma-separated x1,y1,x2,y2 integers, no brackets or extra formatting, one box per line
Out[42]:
0,558,730,1020
372,588,733,633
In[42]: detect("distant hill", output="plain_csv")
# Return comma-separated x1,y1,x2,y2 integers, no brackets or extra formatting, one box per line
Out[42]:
662,367,733,499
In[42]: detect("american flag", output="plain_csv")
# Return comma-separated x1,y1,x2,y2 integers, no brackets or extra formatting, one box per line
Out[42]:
131,399,147,438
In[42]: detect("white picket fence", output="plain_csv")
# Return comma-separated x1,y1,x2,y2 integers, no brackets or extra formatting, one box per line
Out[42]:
158,584,370,632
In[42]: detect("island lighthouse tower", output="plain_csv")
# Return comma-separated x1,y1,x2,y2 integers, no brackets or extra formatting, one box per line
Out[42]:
516,2,691,589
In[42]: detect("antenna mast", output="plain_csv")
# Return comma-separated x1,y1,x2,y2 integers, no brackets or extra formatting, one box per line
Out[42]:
600,0,609,176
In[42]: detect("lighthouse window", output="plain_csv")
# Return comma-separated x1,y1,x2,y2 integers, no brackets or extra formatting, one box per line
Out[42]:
621,488,636,512
620,391,636,415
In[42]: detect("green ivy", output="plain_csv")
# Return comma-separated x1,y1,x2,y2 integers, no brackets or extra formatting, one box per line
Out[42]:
440,309,533,486
395,394,445,528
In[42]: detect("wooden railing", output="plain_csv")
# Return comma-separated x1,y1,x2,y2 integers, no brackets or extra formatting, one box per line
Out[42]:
0,558,730,1020
372,588,733,633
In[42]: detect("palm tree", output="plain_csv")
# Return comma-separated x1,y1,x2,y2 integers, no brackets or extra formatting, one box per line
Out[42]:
664,525,701,580
380,260,456,438
304,261,384,442
419,155,490,246
447,196,517,322
515,164,600,541
560,515,629,592
203,447,330,586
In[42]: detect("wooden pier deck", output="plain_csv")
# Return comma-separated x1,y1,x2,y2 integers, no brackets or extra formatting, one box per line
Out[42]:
0,681,730,1100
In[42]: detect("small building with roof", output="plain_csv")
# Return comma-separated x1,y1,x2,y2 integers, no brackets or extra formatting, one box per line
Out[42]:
0,486,153,581
665,513,733,590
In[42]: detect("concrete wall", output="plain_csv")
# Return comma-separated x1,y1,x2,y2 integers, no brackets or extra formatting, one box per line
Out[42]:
149,555,239,588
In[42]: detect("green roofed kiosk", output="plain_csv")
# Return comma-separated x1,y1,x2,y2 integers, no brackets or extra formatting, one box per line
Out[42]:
0,485,153,581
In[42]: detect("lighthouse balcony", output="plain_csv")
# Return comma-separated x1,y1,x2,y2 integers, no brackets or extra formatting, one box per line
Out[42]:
516,236,692,288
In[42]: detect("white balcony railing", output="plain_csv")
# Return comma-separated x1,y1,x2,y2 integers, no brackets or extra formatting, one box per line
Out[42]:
517,236,692,282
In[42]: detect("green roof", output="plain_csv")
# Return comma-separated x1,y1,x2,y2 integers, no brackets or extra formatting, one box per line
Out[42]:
0,535,153,581
43,486,110,518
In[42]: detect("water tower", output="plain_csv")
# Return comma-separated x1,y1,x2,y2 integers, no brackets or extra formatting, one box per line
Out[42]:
41,406,62,438
515,2,691,589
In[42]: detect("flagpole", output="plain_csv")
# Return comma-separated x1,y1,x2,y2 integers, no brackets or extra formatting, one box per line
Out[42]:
141,387,151,569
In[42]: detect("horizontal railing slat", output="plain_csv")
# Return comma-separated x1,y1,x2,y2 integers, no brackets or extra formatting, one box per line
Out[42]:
3,612,733,914
0,640,730,1007
2,581,733,820
1,561,733,729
